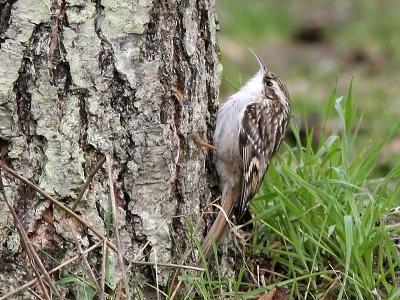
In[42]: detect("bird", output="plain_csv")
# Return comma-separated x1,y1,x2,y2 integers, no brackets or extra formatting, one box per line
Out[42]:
201,49,291,258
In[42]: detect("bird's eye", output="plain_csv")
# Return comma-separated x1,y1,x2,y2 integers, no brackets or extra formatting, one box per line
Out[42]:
266,80,273,87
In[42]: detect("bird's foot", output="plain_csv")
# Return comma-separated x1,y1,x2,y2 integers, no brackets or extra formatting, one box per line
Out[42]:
191,131,219,152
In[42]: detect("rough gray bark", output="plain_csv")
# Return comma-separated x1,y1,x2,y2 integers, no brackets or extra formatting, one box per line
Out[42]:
0,0,220,298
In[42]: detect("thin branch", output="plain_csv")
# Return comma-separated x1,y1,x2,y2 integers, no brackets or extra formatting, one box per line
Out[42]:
169,194,220,299
0,162,204,269
0,170,58,299
27,287,45,300
154,249,159,300
71,155,106,211
0,242,102,300
105,154,131,300
100,238,107,299
69,219,102,293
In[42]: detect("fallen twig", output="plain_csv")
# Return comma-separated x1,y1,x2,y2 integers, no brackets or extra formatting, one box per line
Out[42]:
0,162,205,268
0,242,102,300
105,154,131,300
0,170,59,299
71,155,106,211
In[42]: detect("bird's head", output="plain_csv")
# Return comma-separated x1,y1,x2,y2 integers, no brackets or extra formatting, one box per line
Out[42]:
248,48,290,105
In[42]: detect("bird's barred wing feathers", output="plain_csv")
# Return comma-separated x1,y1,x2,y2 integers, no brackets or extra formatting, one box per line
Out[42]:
238,102,283,219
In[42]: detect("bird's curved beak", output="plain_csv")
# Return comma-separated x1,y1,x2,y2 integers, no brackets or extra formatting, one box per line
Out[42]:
248,47,267,74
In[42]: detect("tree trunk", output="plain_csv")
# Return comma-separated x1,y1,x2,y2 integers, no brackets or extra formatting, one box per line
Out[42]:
0,0,220,298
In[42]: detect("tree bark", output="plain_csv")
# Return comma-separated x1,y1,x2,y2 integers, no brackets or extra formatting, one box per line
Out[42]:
0,0,220,298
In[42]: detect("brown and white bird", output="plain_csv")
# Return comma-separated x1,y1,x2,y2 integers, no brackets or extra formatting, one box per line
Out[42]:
202,50,291,257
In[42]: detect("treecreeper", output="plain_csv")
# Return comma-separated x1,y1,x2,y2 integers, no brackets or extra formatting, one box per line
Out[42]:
202,49,291,258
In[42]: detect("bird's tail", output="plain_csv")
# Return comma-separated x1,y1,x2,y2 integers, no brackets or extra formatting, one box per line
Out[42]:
201,186,240,258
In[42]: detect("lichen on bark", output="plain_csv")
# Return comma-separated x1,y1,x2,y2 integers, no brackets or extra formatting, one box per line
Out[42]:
0,0,220,297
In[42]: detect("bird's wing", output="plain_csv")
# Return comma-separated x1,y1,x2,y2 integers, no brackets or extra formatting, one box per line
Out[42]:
238,102,278,219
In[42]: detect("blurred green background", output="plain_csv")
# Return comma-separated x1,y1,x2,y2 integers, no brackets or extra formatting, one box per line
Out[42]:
216,0,400,171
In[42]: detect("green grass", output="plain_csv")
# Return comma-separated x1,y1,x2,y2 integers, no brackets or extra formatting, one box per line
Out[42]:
177,87,400,299
252,89,400,298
